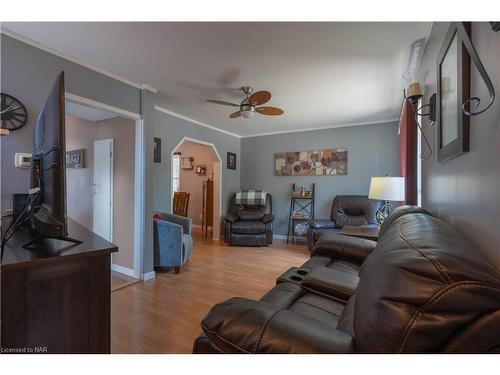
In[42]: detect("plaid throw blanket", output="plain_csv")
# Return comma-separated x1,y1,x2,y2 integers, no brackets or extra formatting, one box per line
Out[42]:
236,190,268,206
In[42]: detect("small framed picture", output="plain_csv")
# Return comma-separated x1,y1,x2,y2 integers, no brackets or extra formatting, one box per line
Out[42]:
227,152,236,170
181,156,194,169
153,138,161,163
195,165,207,175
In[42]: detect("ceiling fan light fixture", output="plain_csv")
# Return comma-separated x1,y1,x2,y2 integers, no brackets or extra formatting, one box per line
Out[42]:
206,86,283,119
240,104,255,119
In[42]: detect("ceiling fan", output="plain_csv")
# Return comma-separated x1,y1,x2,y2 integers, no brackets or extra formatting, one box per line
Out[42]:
206,86,284,119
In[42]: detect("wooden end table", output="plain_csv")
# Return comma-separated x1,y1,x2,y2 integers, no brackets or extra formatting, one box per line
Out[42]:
339,225,380,240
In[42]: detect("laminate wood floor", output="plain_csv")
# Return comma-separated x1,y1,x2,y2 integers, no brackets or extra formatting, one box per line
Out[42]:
111,271,140,292
111,231,309,353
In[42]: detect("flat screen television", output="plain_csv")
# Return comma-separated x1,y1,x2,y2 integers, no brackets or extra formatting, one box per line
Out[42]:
25,71,80,248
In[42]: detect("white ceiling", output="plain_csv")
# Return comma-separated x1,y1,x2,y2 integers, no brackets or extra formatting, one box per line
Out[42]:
65,100,117,122
2,22,430,137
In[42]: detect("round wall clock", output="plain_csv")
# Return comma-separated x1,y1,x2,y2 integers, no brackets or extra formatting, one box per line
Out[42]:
1,93,29,131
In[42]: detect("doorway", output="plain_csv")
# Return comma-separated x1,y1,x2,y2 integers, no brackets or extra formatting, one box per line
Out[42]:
171,137,222,240
64,93,144,281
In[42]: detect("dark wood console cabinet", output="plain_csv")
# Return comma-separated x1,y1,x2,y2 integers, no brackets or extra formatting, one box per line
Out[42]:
1,219,117,353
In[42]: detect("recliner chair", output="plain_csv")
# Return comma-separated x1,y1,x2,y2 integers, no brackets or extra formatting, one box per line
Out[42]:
224,192,274,246
307,195,381,250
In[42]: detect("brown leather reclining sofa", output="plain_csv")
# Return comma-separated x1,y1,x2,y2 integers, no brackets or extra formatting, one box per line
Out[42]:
193,206,500,353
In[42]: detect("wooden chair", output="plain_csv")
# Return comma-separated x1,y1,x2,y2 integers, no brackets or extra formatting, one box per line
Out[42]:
173,192,190,217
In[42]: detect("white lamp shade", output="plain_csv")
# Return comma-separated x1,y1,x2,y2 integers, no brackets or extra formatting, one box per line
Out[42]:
368,176,405,201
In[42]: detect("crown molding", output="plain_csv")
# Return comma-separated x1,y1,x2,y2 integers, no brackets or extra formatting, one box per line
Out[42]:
154,105,242,139
140,85,158,93
239,118,399,138
155,103,397,139
1,27,158,93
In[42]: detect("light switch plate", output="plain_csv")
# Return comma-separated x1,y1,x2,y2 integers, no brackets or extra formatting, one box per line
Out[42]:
15,153,32,168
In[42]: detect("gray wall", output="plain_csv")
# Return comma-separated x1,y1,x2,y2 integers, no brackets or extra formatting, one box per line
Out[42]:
0,34,141,211
141,89,156,274
153,108,241,225
420,22,500,269
95,117,136,270
241,122,399,235
65,115,96,229
0,34,158,275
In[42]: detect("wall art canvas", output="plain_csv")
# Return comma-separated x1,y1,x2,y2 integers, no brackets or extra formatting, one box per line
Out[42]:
274,148,347,176
66,149,84,169
227,152,237,170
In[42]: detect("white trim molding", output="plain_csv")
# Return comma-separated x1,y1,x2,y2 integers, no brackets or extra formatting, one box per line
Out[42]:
273,234,288,241
66,93,145,280
66,92,141,120
133,119,146,279
171,137,223,241
141,271,156,281
140,84,158,93
154,105,241,139
111,263,137,278
171,136,223,162
1,27,158,93
240,118,400,138
155,104,398,139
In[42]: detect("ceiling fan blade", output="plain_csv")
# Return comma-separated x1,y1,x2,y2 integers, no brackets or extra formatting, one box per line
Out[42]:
206,99,240,107
256,106,284,116
229,111,241,118
248,91,271,106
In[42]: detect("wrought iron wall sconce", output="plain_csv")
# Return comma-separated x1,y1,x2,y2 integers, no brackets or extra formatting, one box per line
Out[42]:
455,22,496,116
404,22,498,160
408,91,436,125
405,84,434,160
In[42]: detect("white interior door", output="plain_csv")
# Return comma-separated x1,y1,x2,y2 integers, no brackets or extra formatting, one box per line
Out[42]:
93,139,114,242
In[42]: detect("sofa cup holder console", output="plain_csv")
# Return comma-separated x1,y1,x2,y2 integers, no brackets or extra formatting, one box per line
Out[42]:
277,267,309,285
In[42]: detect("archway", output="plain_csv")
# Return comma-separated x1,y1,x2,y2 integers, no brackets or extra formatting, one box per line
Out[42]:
171,137,222,240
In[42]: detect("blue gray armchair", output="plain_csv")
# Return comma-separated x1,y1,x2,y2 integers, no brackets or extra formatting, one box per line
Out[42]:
153,212,193,274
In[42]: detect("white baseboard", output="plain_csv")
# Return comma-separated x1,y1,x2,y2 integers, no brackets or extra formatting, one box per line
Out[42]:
273,234,288,241
141,271,156,281
111,263,136,278
192,224,213,229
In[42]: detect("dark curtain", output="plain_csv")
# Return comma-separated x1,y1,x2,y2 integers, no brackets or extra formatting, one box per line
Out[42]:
399,100,417,205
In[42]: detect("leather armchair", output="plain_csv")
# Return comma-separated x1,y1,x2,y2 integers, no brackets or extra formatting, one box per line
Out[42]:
224,193,274,246
194,206,500,353
307,195,381,251
153,212,193,274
